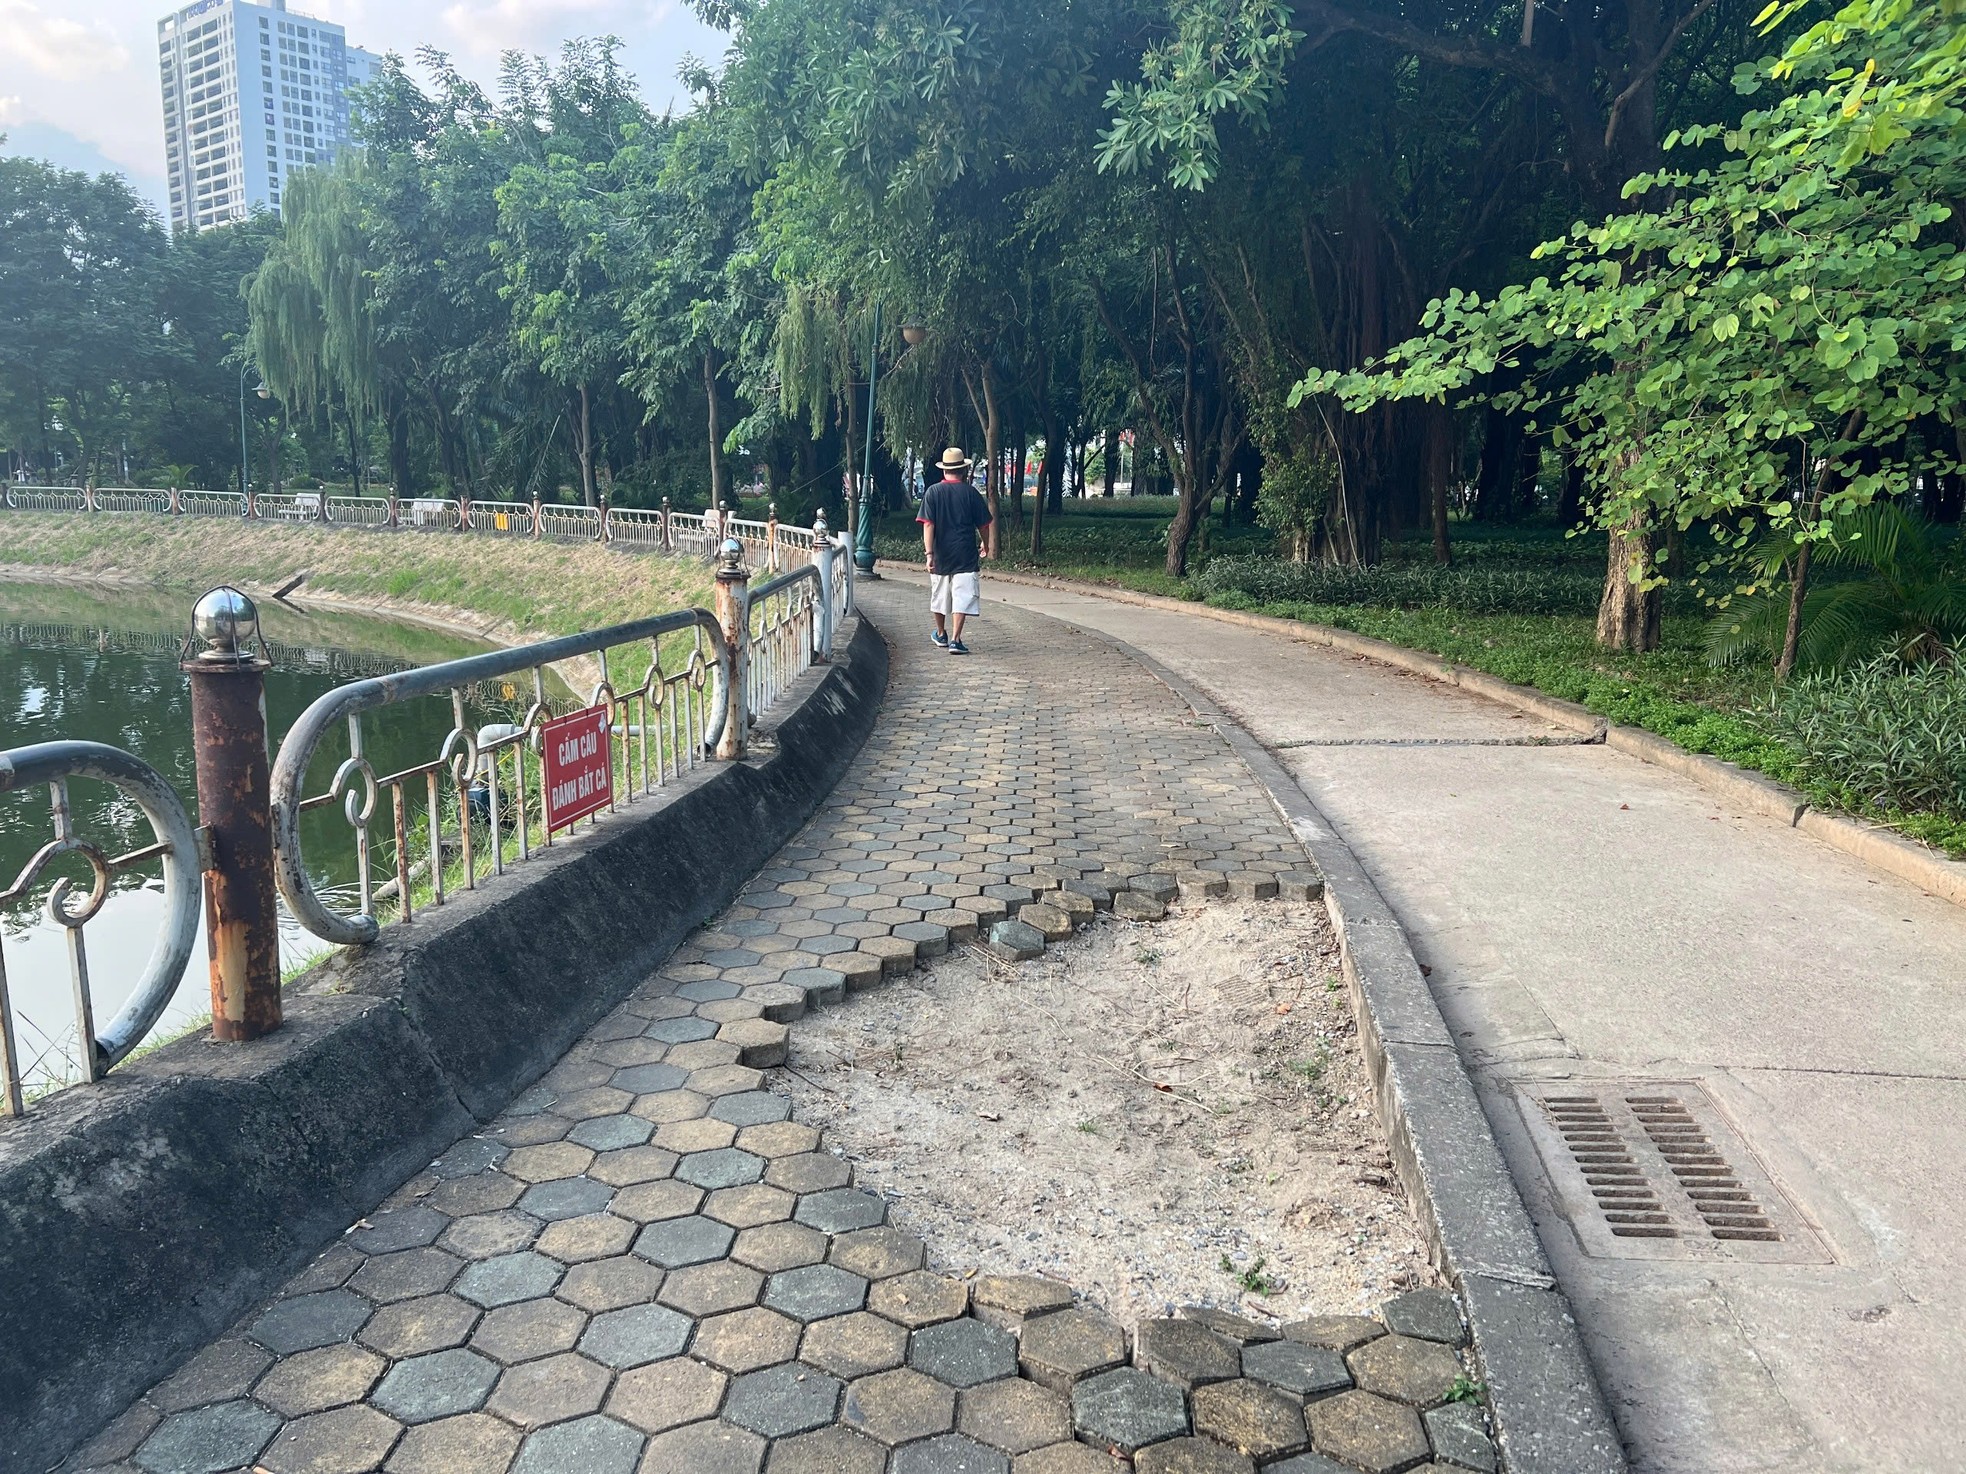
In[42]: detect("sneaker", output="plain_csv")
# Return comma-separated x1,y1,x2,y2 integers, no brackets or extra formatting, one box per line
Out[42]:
931,629,949,648
947,639,970,655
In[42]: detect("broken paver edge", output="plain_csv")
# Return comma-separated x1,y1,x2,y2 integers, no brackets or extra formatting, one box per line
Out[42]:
962,564,1966,912
0,617,889,1474
1021,607,1628,1474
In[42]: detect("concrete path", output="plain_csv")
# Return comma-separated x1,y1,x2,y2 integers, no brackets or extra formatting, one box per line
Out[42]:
949,572,1966,1474
67,587,1492,1474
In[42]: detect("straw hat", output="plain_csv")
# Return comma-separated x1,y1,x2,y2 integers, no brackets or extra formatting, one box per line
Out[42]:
935,446,972,473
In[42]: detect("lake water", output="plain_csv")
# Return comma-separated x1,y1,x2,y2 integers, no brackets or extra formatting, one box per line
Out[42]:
0,580,495,1094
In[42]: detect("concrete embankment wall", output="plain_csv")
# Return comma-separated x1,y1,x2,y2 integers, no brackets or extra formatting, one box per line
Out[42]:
0,617,887,1473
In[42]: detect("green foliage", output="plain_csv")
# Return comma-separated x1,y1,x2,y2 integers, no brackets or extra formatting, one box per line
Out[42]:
1196,556,1620,617
1772,646,1966,823
1253,446,1334,559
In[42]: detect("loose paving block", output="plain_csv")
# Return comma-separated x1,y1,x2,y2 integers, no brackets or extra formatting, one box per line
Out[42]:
1017,1307,1127,1391
1423,1403,1497,1473
383,1412,520,1474
987,920,1045,961
136,1400,279,1474
250,1291,371,1355
1276,872,1325,903
370,1348,500,1424
1175,1308,1277,1346
1112,890,1167,922
1069,1368,1188,1454
1346,1335,1463,1406
1305,1390,1430,1474
957,1377,1072,1454
579,1303,694,1368
869,1270,968,1328
252,1343,385,1417
471,1297,588,1365
1281,1316,1384,1354
485,1352,611,1428
860,935,921,975
894,920,953,957
1133,1318,1242,1391
795,1187,888,1233
1018,903,1074,942
509,1413,643,1474
724,1363,845,1437
1132,1436,1255,1474
910,1317,1019,1388
1240,1339,1351,1398
691,1307,803,1373
1190,1378,1308,1460
833,954,885,992
608,1356,729,1434
1381,1290,1467,1348
1227,872,1279,901
767,1425,889,1474
1049,890,1095,923
802,1312,910,1379
719,1018,793,1067
635,1215,738,1269
969,1275,1074,1331
640,1417,766,1473
891,1433,1011,1474
1127,873,1179,904
842,1367,957,1446
1175,870,1227,900
1062,879,1113,911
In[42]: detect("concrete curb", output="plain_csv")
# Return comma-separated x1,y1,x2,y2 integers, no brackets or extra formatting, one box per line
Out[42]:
951,562,1966,910
1003,599,1626,1474
0,620,889,1473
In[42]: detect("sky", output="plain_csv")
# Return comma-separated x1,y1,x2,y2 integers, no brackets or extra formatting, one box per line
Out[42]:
0,0,728,214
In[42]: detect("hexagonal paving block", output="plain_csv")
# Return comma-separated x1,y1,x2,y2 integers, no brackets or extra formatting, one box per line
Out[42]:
868,1270,968,1329
1134,1318,1242,1390
1176,1308,1278,1346
765,1425,888,1474
579,1303,694,1369
509,1413,644,1474
431,1137,510,1180
1190,1378,1308,1460
369,1348,500,1424
640,1416,766,1473
485,1351,612,1429
149,1339,271,1412
536,1212,637,1264
1305,1390,1430,1473
613,1062,691,1094
1381,1290,1468,1348
711,1090,795,1127
909,1317,1018,1389
1070,1368,1189,1454
455,1252,563,1309
661,1260,766,1317
1011,1441,1128,1474
1017,1307,1127,1391
614,1179,706,1225
801,1311,910,1380
734,1220,830,1273
135,1400,279,1474
1280,1316,1384,1354
558,1255,667,1314
383,1412,520,1474
1424,1402,1497,1474
471,1296,589,1364
794,1187,888,1233
251,1343,385,1418
708,1183,797,1229
723,1362,844,1438
842,1366,958,1446
350,1205,449,1254
519,1176,617,1222
1132,1436,1255,1474
503,1142,595,1184
1240,1339,1351,1399
646,1015,719,1044
678,1147,769,1189
607,1356,729,1434
350,1247,463,1304
957,1376,1072,1455
259,1404,406,1474
359,1294,481,1360
659,1117,741,1153
768,1151,854,1195
690,1306,803,1373
890,1432,1011,1474
250,1291,372,1355
440,1209,537,1261
635,1214,738,1268
1346,1334,1463,1406
764,1263,870,1323
969,1276,1074,1331
568,1115,656,1152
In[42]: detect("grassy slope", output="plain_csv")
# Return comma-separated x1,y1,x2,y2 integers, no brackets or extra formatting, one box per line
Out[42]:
873,498,1965,858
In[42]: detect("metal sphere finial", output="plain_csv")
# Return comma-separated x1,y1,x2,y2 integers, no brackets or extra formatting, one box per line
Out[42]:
812,508,829,537
718,536,745,572
191,586,261,662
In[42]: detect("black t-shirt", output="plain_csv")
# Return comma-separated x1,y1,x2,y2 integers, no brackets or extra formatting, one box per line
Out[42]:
919,478,993,574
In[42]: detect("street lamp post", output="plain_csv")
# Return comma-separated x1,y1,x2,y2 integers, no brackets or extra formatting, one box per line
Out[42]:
855,302,881,576
237,365,270,497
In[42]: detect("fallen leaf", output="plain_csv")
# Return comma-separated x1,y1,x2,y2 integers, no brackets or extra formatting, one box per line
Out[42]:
1153,1082,1174,1092
1275,1002,1293,1015
1620,803,1631,810
976,1110,1002,1122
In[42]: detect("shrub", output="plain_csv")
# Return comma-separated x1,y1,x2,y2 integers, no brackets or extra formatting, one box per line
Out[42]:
1772,649,1966,820
1193,555,1612,616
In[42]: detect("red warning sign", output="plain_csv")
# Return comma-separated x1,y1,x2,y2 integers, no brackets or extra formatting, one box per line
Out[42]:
541,704,613,831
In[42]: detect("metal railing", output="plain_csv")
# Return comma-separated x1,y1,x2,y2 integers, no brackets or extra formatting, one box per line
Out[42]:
93,489,172,514
748,566,824,717
463,500,535,537
0,742,202,1116
325,494,391,527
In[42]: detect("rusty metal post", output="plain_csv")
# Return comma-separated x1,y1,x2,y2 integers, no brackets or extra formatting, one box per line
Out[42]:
599,492,611,543
169,485,183,515
386,488,399,528
713,538,750,761
532,494,543,539
182,588,281,1042
810,510,835,663
661,496,672,552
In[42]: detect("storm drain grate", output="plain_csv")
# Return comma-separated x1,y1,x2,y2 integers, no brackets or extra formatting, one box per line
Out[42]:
1518,1081,1830,1263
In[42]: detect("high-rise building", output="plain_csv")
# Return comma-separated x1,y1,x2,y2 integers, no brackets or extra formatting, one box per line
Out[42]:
157,0,381,232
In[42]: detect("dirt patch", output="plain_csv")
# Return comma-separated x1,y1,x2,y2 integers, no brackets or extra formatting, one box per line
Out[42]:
774,899,1435,1330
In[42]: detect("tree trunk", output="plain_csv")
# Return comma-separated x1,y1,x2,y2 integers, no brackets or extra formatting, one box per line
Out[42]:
703,350,727,509
1425,402,1453,566
387,399,412,496
1558,456,1585,528
1596,515,1662,651
977,363,1002,556
1776,543,1813,679
1474,408,1519,522
1103,431,1117,498
577,384,597,507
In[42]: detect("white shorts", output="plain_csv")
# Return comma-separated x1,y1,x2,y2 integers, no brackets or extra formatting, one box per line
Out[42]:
930,572,981,617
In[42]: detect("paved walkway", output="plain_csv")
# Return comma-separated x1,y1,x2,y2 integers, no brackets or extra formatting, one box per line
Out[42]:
67,586,1491,1474
953,573,1966,1474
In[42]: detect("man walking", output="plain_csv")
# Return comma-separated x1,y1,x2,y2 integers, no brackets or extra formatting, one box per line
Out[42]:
919,446,993,654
